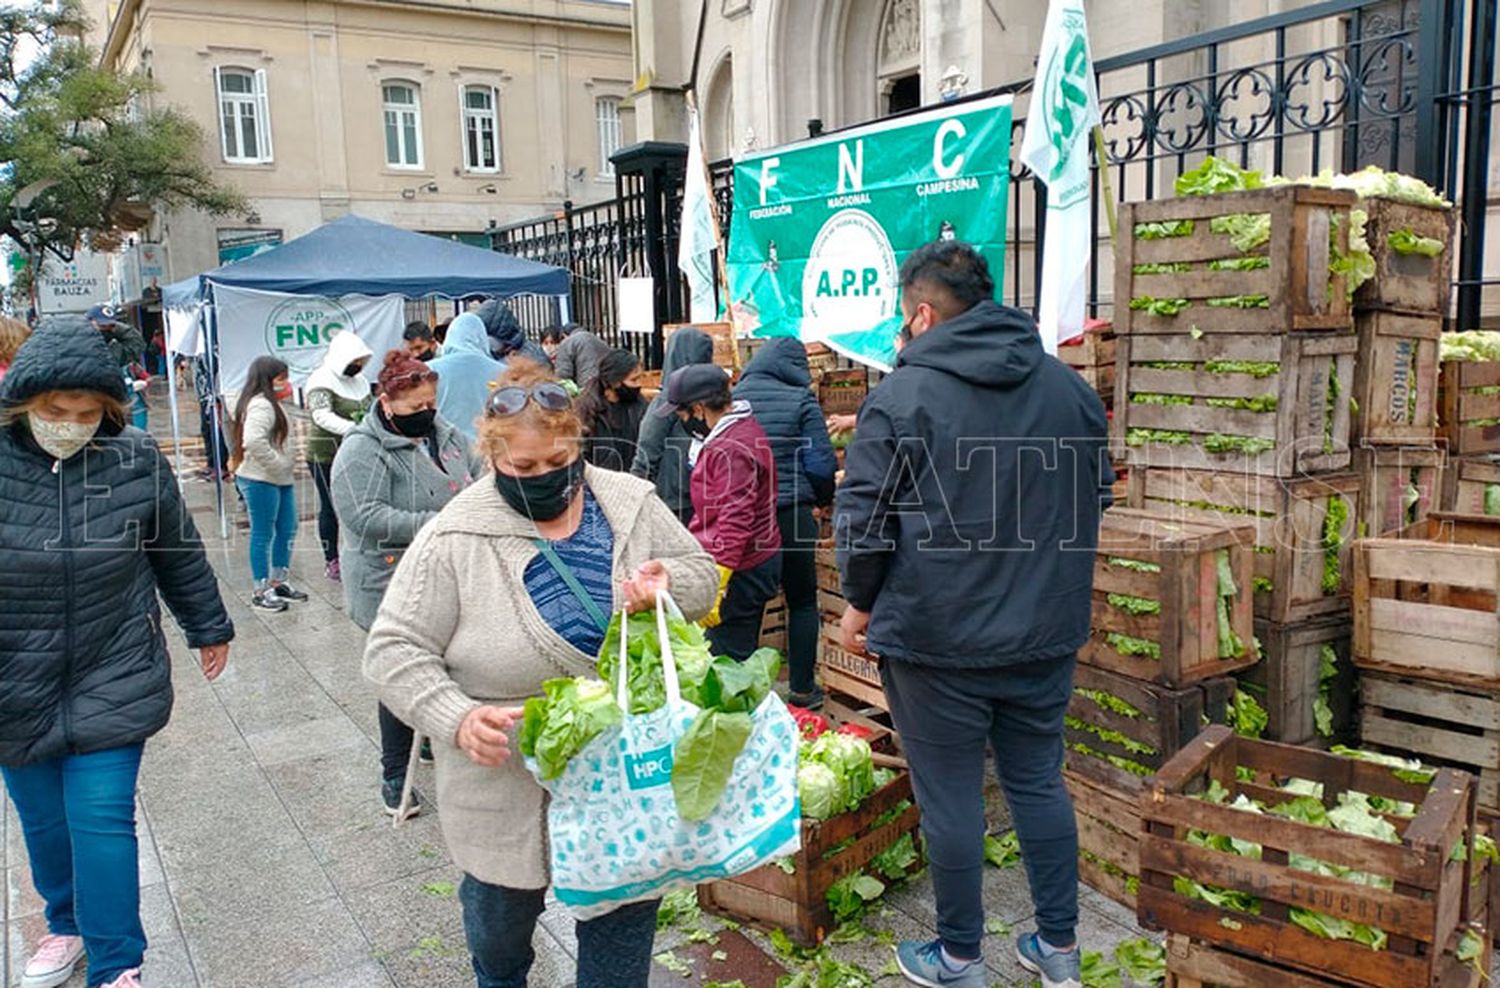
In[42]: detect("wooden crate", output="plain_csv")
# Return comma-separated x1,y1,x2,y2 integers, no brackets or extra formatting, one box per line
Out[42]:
663,321,739,371
1442,458,1500,516
760,595,788,653
1127,467,1362,624
1426,511,1500,547
1354,445,1445,539
1355,197,1458,316
1086,508,1258,686
696,770,921,945
814,544,842,595
1066,767,1144,912
1352,538,1500,691
1112,331,1357,477
1116,185,1356,337
817,639,886,711
1351,310,1443,445
1239,618,1355,746
1360,672,1500,815
1067,662,1234,779
1441,361,1500,456
819,368,868,415
1162,926,1489,988
1139,725,1480,988
1059,328,1117,401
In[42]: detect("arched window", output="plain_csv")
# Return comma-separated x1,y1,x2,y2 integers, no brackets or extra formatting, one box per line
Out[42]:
463,85,501,172
214,66,272,163
382,81,424,168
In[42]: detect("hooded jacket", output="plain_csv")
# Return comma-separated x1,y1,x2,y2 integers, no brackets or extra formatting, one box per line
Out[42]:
689,402,782,571
631,328,714,520
476,299,551,368
732,338,838,508
429,313,507,442
552,328,611,388
304,330,374,464
0,317,235,766
331,408,486,630
834,300,1111,669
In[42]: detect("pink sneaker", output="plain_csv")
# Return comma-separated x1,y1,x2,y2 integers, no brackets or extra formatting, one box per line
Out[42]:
100,971,142,988
21,933,84,988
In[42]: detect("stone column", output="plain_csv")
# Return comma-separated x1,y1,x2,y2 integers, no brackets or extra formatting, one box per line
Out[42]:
305,2,350,220
630,0,688,143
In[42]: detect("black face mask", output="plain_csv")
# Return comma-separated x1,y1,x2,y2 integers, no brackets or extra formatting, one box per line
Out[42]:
343,362,365,378
614,384,642,402
387,407,436,437
683,414,711,440
416,350,435,363
494,457,585,521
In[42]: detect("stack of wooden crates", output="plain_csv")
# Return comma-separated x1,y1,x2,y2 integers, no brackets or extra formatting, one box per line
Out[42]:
1117,186,1367,750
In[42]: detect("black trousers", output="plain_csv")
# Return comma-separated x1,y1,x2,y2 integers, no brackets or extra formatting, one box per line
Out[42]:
307,459,339,563
707,555,782,662
776,503,820,695
378,703,416,783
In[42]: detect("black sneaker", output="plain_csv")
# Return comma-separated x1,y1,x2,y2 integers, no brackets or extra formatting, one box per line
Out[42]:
251,590,288,612
787,687,826,711
271,582,309,602
382,778,422,820
419,738,434,765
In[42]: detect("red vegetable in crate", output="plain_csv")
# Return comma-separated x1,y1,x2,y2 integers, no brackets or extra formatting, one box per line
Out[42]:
788,706,829,739
835,723,875,741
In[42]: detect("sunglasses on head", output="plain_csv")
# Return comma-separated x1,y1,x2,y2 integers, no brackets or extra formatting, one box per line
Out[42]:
485,383,574,417
385,369,435,390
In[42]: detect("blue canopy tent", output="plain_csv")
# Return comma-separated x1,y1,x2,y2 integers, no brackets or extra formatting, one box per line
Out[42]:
161,214,569,534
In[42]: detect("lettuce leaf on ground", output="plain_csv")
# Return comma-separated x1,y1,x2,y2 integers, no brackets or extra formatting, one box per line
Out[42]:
984,830,1022,868
1113,938,1166,985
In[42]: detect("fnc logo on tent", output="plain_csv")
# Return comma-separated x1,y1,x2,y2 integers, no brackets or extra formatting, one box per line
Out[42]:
264,296,354,376
800,209,899,340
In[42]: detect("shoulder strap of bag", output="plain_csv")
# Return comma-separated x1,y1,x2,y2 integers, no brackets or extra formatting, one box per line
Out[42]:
531,538,610,632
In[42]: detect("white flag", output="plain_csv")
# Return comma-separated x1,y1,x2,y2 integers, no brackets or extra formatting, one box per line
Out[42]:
1020,0,1101,355
678,93,722,323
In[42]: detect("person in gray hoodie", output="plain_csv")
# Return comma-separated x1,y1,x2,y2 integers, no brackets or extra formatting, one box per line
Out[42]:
332,349,484,818
631,327,715,523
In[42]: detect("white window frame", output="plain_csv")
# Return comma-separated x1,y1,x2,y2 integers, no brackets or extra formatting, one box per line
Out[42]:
382,80,425,169
461,84,501,173
595,96,623,177
214,66,273,164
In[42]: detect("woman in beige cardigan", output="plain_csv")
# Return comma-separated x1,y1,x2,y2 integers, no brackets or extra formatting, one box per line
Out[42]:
364,359,718,988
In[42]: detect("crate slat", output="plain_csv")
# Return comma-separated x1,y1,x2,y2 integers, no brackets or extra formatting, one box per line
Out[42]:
1442,459,1500,516
1354,445,1444,539
1359,672,1500,816
1441,362,1500,456
1351,310,1443,445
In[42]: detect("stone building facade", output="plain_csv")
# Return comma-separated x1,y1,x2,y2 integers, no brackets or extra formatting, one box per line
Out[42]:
93,0,634,280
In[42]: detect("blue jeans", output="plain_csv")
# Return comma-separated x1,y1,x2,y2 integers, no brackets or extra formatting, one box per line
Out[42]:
458,875,659,987
881,655,1079,957
236,477,297,585
2,744,147,987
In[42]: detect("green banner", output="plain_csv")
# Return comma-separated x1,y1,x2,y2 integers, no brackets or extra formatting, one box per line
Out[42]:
727,94,1013,370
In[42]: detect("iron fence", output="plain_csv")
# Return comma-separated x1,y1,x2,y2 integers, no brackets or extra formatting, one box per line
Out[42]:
493,0,1497,366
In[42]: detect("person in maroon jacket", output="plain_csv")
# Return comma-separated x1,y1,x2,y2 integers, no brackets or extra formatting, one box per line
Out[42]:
657,363,782,660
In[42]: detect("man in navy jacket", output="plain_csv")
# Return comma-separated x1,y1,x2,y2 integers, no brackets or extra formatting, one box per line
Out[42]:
835,241,1110,988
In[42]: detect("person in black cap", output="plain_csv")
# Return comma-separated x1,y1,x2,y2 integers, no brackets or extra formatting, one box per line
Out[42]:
657,363,781,660
86,304,149,430
0,315,234,988
577,347,648,472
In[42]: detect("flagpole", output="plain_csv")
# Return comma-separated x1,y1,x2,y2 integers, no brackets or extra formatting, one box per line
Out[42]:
1092,125,1118,244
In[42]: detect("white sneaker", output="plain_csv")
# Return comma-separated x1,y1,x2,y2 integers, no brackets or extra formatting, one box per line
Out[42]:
22,934,85,988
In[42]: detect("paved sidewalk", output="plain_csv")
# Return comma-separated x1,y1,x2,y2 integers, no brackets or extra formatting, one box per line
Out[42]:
0,402,1158,987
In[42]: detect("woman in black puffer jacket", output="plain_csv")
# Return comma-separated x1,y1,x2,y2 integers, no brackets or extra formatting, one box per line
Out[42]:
0,316,234,988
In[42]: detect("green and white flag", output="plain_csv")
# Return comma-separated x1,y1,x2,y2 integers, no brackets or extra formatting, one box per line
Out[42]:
678,93,722,323
726,95,1013,371
1020,0,1101,355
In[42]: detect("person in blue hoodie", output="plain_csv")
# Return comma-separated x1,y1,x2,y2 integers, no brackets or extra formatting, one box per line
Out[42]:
733,338,836,708
835,241,1110,988
428,312,507,442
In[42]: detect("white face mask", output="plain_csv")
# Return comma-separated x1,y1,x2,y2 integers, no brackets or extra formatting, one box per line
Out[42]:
30,415,100,461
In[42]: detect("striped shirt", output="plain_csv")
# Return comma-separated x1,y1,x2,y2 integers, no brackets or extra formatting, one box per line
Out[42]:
522,490,615,655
